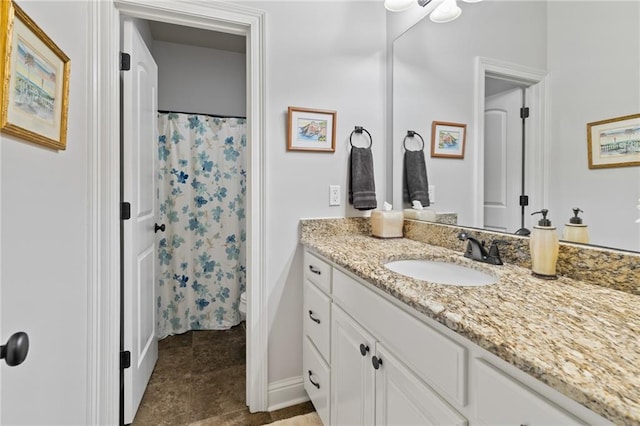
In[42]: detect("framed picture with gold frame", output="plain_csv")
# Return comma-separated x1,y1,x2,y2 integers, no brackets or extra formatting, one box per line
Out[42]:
587,113,640,169
287,106,337,152
431,120,466,159
1,0,70,150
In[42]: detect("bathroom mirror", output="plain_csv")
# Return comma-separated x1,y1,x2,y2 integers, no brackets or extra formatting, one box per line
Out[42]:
391,0,640,252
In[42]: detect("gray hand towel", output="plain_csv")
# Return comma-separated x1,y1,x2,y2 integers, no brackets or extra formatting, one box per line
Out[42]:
404,150,430,207
349,147,377,210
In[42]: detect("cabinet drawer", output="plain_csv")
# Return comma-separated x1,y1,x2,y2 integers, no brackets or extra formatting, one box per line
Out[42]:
333,268,466,406
304,251,332,294
474,358,582,425
303,336,330,425
304,279,331,362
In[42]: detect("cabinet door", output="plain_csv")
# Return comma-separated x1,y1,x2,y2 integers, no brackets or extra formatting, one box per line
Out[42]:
374,344,467,426
474,359,583,426
331,305,376,426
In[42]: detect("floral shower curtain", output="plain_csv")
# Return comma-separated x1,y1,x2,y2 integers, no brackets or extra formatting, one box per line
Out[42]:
156,112,246,338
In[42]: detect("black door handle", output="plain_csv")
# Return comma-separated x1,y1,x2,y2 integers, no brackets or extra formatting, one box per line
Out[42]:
154,223,166,233
1,332,29,367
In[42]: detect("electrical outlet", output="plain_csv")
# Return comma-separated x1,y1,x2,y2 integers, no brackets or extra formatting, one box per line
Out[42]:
329,185,340,206
429,185,435,204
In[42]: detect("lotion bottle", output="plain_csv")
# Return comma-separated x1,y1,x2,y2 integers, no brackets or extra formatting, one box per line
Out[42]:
530,209,559,279
562,208,589,244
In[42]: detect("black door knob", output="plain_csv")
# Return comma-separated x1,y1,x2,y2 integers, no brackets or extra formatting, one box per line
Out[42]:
154,223,166,233
372,355,383,370
359,344,369,356
1,332,29,367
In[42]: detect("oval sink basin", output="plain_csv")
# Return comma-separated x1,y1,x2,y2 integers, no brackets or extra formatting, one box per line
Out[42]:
384,259,497,287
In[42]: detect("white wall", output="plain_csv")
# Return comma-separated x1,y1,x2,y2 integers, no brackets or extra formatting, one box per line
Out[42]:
391,1,547,224
547,1,640,251
240,0,386,397
0,1,382,420
152,40,246,117
0,1,89,424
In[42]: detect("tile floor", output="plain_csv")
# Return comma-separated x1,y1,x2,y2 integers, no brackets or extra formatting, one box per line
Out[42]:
132,324,314,425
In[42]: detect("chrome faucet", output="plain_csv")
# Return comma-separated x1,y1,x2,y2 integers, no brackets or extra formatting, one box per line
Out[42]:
457,232,504,265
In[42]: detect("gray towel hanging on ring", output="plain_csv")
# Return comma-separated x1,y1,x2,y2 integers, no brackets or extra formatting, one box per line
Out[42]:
404,149,430,207
349,146,377,210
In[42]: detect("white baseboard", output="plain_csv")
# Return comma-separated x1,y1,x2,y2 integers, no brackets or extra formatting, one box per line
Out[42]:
267,376,310,411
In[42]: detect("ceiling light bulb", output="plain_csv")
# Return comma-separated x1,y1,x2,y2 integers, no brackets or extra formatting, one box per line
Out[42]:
384,0,415,12
430,0,462,23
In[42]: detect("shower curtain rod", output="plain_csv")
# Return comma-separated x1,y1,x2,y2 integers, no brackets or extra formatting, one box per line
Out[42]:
158,109,246,120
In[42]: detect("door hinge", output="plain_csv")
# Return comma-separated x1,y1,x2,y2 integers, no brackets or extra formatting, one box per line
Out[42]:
520,107,530,119
120,52,131,71
121,202,131,220
120,350,131,370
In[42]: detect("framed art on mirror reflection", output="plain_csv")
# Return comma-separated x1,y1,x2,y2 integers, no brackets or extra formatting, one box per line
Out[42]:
431,121,466,159
587,114,640,169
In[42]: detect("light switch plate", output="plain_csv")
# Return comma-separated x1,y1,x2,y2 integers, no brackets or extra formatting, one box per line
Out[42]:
329,185,340,206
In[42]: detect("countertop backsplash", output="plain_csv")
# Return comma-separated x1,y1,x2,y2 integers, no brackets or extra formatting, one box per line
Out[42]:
300,217,639,296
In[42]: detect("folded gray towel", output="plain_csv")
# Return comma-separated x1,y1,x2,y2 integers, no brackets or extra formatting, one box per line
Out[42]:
349,147,377,210
404,150,430,207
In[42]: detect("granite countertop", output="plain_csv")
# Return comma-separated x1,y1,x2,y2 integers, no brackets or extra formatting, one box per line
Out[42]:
300,220,640,425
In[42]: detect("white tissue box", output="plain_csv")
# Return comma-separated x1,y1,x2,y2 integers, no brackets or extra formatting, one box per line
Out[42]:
371,210,404,238
403,208,436,222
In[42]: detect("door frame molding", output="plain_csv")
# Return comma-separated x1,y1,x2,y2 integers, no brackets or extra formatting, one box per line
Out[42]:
472,56,549,229
88,1,267,423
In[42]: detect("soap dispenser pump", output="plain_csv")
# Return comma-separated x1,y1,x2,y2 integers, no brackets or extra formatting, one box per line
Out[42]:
562,208,589,244
530,209,559,279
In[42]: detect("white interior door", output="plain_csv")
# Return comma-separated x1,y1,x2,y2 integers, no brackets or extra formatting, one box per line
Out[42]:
122,19,159,424
484,88,524,233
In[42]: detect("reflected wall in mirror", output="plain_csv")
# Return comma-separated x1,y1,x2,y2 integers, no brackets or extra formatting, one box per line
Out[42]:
392,0,640,252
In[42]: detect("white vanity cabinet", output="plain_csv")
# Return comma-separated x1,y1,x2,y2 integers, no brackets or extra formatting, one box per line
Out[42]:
302,249,611,426
330,304,465,426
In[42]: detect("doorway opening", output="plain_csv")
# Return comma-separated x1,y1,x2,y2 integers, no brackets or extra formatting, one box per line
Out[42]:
472,57,549,232
120,17,250,424
483,80,531,234
90,2,266,424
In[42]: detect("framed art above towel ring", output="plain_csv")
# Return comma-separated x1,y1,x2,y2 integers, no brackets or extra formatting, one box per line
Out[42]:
287,106,336,152
431,121,466,159
0,0,71,150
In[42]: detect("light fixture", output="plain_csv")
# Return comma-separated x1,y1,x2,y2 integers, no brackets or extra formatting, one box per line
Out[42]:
430,0,462,23
384,0,415,12
386,0,482,24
